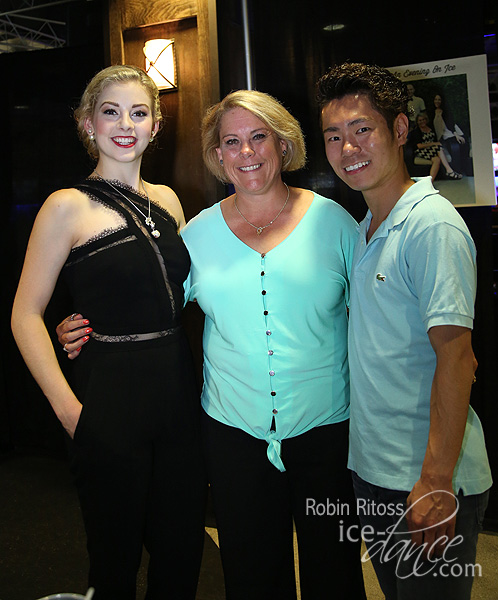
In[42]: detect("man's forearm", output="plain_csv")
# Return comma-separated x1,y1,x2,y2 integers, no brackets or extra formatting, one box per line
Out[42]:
421,325,475,484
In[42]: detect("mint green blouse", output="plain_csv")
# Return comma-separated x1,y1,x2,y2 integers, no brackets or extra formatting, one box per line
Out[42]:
182,192,358,470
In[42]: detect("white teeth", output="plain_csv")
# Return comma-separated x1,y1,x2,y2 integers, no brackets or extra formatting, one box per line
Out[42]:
239,164,261,172
113,137,135,144
345,161,370,172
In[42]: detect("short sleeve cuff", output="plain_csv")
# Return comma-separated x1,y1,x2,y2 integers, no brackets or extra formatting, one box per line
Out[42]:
425,313,474,332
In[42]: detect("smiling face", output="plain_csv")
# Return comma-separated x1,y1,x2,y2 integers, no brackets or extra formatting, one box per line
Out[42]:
321,93,408,201
215,107,286,195
85,81,158,167
416,113,429,129
434,94,442,108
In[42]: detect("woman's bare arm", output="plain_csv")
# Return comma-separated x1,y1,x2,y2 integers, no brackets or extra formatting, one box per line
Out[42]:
12,189,84,436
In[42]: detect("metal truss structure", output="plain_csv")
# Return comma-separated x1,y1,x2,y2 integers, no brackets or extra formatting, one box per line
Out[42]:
0,0,81,53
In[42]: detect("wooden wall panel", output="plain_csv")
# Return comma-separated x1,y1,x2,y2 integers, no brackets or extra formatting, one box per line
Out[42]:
196,0,220,108
105,0,125,64
122,0,196,29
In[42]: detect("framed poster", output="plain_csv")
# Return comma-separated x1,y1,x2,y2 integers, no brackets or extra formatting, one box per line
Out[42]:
387,55,496,207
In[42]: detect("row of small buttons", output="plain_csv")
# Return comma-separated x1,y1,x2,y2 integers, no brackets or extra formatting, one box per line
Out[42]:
261,253,278,418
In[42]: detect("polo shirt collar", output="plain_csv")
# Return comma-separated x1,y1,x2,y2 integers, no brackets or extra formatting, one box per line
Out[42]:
361,177,439,242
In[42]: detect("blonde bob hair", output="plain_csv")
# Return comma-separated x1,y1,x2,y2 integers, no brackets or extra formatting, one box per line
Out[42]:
202,90,306,182
74,65,162,159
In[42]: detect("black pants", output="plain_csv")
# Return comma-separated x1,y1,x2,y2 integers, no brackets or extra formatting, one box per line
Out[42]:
70,334,207,600
202,413,366,600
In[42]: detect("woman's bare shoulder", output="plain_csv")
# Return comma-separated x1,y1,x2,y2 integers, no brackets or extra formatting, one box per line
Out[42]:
44,187,90,210
25,187,92,257
40,187,91,222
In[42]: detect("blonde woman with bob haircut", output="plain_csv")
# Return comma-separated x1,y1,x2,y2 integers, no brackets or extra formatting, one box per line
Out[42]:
56,88,366,599
202,89,306,181
12,65,206,600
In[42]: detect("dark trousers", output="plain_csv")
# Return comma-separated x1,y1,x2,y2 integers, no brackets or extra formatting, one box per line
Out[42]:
70,335,207,600
202,413,366,600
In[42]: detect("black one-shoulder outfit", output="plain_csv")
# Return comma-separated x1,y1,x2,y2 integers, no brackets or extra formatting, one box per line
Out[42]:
62,179,206,600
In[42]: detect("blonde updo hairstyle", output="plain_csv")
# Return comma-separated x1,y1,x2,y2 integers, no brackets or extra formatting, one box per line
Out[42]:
74,65,162,159
202,89,306,183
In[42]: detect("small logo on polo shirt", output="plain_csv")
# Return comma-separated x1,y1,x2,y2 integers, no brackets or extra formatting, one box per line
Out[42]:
376,273,386,281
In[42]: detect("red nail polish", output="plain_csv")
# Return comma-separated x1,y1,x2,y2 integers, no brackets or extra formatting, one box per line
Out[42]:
83,320,90,325
83,336,89,342
85,328,92,334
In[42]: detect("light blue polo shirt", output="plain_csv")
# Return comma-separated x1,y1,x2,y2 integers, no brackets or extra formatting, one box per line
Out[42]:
348,177,492,494
181,193,358,471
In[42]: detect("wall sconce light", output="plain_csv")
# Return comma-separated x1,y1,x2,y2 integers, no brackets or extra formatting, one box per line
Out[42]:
143,39,177,91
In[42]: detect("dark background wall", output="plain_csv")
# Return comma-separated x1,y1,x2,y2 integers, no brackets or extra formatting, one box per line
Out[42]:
1,0,105,454
1,0,497,527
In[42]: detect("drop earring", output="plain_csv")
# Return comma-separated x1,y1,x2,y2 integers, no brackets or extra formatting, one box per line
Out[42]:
88,129,95,141
282,149,287,156
220,159,224,166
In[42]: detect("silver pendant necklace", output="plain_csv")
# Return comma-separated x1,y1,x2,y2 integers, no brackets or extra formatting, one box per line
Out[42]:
234,183,290,235
93,171,161,238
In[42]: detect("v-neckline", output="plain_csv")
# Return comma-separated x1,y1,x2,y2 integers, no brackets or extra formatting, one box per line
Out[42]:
217,193,316,256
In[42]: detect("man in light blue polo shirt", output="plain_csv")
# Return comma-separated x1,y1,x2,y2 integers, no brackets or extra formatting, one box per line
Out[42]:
317,62,492,599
